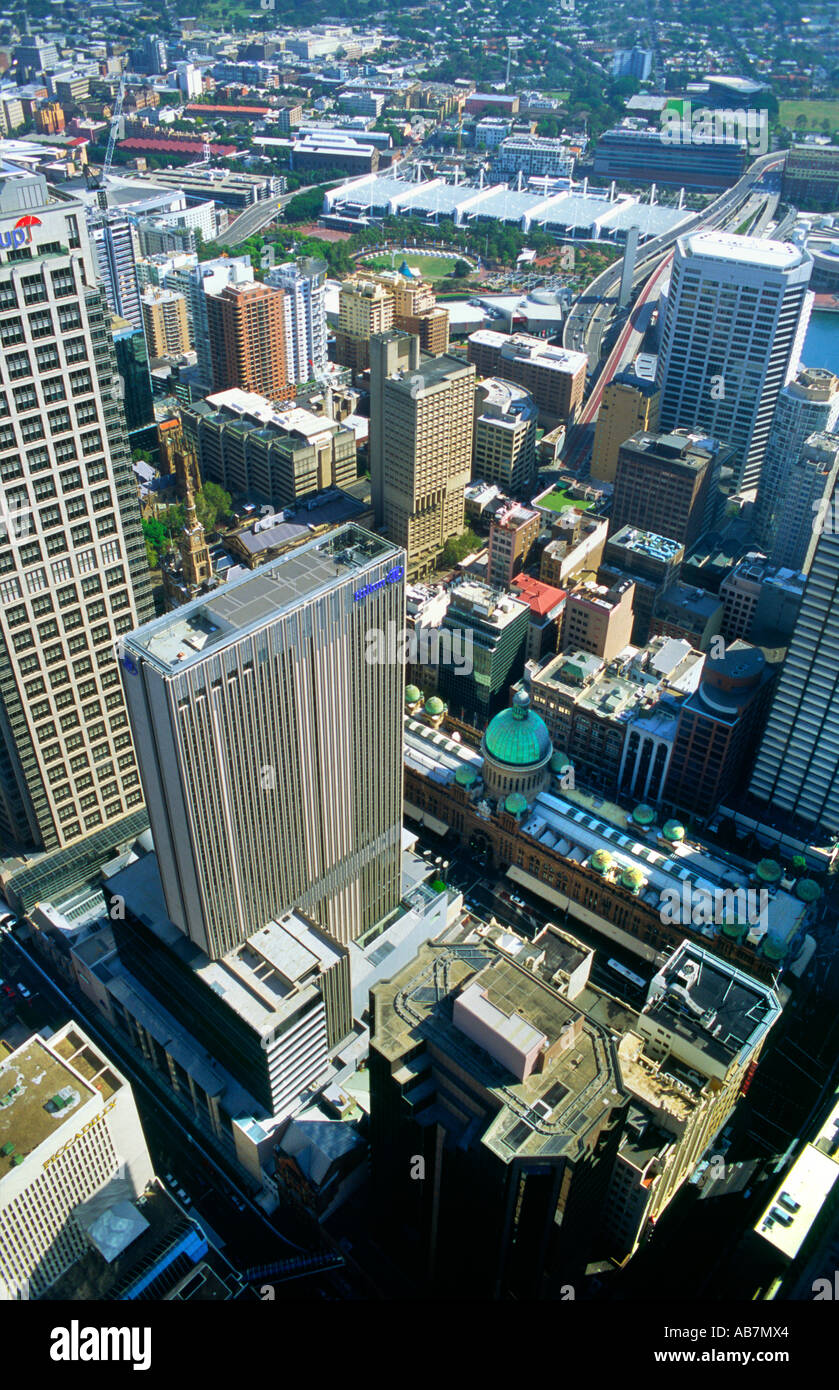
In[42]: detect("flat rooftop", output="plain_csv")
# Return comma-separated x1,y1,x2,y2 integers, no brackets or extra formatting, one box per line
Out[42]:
681,231,809,272
608,527,683,563
123,524,400,675
644,941,780,1064
0,1032,111,1169
372,941,623,1163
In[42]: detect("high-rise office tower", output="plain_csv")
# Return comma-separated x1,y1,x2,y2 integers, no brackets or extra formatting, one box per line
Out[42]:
749,516,839,835
0,1022,153,1299
370,331,475,579
206,280,290,402
766,432,839,574
590,368,660,484
87,210,142,330
111,316,154,437
266,257,328,386
0,171,153,854
186,254,253,392
120,525,405,956
657,233,813,493
611,429,728,547
753,366,839,549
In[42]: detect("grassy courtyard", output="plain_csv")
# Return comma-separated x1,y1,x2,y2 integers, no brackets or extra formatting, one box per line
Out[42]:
537,488,593,513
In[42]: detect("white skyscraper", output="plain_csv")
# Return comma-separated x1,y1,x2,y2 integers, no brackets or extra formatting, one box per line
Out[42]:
753,365,839,549
267,257,328,385
657,232,814,493
120,524,405,956
87,210,142,330
0,170,154,854
749,514,839,834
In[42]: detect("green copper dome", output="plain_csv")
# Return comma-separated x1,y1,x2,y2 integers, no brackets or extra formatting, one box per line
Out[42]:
795,877,821,904
483,690,552,767
621,866,645,893
632,804,655,827
405,684,422,705
756,858,782,884
551,751,573,775
504,792,529,817
721,918,748,941
590,848,613,874
662,820,685,843
425,695,446,717
455,765,478,787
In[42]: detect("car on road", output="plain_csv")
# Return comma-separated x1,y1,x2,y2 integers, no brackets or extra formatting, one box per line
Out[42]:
17,984,31,1000
1,983,15,999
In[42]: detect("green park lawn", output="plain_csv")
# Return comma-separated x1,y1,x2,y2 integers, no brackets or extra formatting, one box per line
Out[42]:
779,99,839,131
360,252,462,281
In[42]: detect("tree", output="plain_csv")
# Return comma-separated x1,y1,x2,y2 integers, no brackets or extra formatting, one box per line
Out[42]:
440,529,483,568
195,482,231,534
452,258,471,279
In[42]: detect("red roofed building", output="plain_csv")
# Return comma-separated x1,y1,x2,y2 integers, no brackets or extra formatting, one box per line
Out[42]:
511,573,566,660
119,137,238,157
185,103,271,119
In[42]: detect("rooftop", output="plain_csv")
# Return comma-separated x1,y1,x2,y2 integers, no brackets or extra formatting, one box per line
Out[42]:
680,231,810,272
371,941,624,1163
122,524,400,675
0,1029,120,1171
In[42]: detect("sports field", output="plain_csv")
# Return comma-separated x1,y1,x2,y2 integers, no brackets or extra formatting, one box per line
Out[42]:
779,100,839,131
360,253,462,280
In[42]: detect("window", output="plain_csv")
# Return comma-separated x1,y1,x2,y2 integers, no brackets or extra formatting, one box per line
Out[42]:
50,268,75,298
27,446,50,473
0,456,23,483
21,273,47,305
48,408,71,435
0,317,24,346
6,351,29,379
58,305,81,332
12,385,37,413
46,533,68,557
60,468,82,493
50,558,72,584
71,523,92,546
18,541,42,567
33,477,57,501
75,401,97,427
64,337,87,363
42,378,66,404
35,344,59,371
0,279,17,310
38,504,61,530
0,425,16,451
28,310,53,339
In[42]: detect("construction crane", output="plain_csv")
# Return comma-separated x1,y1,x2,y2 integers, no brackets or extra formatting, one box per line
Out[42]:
95,75,125,209
505,36,524,90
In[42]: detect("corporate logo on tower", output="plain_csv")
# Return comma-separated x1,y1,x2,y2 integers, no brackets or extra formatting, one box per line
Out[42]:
0,215,41,250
